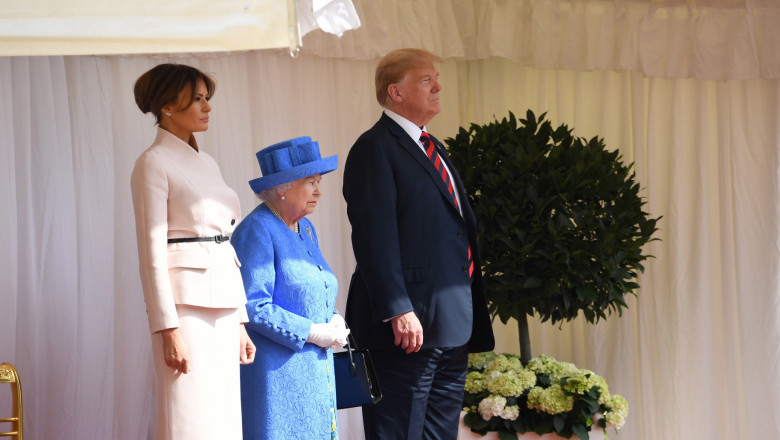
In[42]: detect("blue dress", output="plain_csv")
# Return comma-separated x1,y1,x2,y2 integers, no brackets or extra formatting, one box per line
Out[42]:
231,203,339,440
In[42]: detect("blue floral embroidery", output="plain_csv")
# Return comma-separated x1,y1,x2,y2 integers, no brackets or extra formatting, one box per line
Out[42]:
233,204,339,440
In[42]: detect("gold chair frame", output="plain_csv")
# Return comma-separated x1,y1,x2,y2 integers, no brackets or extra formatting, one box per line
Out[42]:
0,363,23,439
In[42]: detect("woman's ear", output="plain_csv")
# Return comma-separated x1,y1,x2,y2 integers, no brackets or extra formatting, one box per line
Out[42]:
161,103,173,116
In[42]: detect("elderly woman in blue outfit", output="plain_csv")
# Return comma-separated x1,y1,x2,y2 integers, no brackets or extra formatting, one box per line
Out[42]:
231,137,349,440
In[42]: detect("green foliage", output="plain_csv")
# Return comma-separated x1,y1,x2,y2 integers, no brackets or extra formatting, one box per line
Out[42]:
463,352,627,439
446,110,660,326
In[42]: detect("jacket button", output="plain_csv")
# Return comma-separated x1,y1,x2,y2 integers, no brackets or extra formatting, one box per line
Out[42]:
462,265,469,272
457,231,464,238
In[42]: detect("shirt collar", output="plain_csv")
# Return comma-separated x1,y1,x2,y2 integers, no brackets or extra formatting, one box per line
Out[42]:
383,108,428,144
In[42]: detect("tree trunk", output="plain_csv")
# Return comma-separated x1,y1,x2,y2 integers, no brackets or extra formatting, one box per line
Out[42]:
518,312,532,363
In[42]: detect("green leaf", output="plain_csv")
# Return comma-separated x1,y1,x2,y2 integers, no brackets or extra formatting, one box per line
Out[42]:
465,412,489,430
534,416,554,435
553,414,565,432
522,277,543,289
572,423,590,440
445,109,662,353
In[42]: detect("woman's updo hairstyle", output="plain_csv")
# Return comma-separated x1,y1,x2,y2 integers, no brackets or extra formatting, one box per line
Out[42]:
133,63,216,125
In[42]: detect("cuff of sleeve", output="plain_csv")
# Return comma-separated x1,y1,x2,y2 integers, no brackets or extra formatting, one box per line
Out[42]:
238,306,249,323
383,313,405,323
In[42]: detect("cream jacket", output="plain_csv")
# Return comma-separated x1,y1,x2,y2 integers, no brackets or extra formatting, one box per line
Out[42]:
131,128,249,333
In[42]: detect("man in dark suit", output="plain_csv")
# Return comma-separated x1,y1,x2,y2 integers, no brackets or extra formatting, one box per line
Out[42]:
342,48,495,440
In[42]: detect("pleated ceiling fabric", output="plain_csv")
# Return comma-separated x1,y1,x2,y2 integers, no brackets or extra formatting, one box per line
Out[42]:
302,0,780,80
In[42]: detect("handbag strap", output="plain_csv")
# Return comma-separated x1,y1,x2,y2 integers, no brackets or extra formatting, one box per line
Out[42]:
336,310,359,376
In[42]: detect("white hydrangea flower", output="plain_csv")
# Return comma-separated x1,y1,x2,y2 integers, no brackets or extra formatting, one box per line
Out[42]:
500,405,520,421
478,395,507,421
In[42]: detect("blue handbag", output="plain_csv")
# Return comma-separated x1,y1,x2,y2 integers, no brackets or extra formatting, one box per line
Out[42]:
333,327,382,409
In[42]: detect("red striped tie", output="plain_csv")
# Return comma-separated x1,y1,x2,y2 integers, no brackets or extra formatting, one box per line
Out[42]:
420,131,474,278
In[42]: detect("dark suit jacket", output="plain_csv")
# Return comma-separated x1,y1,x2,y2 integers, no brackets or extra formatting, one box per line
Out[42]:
343,113,495,353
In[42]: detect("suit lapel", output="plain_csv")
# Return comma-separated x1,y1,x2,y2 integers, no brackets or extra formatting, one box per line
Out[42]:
380,115,462,216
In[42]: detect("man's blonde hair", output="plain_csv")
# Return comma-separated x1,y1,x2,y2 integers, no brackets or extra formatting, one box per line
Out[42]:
375,48,443,107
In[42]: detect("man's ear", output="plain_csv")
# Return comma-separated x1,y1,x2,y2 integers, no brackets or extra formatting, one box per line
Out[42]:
388,84,403,103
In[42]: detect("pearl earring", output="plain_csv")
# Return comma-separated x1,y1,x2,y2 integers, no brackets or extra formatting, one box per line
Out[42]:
281,196,286,200
165,112,172,116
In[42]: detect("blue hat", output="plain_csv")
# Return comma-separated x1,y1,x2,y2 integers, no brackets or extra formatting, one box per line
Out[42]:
249,136,338,193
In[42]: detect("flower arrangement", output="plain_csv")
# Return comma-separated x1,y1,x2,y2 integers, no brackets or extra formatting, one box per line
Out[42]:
463,352,628,440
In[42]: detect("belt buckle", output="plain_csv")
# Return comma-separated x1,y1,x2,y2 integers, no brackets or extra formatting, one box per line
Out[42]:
214,234,229,243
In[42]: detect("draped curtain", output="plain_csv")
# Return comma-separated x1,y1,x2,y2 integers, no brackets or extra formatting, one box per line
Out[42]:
1,1,779,439
301,0,780,80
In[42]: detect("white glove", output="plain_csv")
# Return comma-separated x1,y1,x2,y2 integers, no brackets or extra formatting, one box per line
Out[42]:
307,321,350,349
329,314,349,347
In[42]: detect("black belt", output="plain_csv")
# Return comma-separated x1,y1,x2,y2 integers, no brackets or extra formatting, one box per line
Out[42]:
168,235,230,244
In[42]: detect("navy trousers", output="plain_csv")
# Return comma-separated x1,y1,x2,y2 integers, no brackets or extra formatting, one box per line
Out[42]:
362,344,469,440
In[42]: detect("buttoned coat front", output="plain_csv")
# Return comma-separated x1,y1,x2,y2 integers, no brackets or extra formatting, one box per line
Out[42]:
231,204,339,440
131,127,249,332
342,113,495,353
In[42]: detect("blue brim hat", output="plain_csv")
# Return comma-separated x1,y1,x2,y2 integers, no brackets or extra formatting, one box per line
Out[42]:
249,136,338,193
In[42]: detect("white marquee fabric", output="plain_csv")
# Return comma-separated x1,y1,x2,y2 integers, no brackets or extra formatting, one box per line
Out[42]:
301,0,780,80
0,0,361,57
0,0,291,56
1,1,779,439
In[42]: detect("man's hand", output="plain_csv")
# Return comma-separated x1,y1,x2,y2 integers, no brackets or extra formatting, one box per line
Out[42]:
391,311,423,354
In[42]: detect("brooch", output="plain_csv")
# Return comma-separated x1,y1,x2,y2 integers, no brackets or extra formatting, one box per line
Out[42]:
306,226,313,241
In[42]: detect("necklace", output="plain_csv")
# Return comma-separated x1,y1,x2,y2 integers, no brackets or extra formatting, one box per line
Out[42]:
266,202,299,233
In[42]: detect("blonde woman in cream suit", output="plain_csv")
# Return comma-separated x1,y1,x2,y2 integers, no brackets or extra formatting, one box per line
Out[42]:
130,63,256,440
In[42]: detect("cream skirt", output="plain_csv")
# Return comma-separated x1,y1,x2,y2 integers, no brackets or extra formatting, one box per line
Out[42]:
151,305,243,440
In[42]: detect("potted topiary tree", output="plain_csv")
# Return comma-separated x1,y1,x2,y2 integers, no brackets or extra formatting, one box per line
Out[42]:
445,110,660,440
445,110,660,362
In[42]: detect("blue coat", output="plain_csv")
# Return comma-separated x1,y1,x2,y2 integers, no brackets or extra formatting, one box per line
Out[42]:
231,204,339,440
